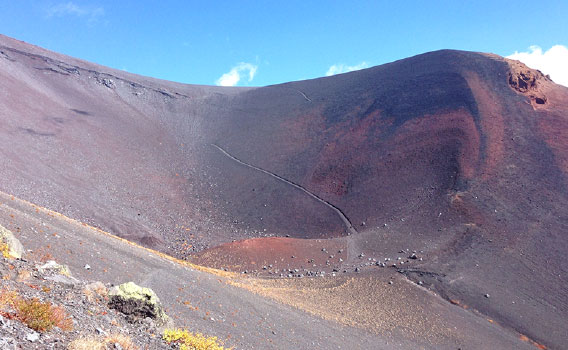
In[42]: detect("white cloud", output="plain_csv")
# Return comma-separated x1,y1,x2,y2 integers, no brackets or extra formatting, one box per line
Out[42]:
47,2,104,21
216,62,258,87
507,45,568,87
326,61,369,76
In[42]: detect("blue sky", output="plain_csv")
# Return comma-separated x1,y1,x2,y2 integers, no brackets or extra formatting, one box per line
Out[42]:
1,1,567,86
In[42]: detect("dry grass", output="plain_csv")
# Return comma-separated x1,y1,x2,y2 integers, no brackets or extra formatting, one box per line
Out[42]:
0,288,19,308
68,333,138,350
83,281,108,302
104,333,138,350
68,336,105,350
1,289,73,332
14,297,73,332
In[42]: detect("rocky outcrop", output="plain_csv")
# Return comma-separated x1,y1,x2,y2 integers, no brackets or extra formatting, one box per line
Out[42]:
108,282,169,326
507,59,550,105
0,225,24,259
37,260,80,285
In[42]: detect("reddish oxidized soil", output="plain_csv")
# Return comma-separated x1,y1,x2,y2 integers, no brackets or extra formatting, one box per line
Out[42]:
191,237,347,275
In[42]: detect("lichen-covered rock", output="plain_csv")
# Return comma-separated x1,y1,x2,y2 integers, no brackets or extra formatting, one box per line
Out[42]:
0,225,24,259
108,282,168,325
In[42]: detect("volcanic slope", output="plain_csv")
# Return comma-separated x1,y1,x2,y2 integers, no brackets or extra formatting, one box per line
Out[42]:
1,34,568,348
1,190,540,349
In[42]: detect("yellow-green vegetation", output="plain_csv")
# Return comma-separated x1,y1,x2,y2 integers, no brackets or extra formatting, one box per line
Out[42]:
163,328,229,350
109,282,161,305
14,297,73,332
0,240,10,258
1,289,73,332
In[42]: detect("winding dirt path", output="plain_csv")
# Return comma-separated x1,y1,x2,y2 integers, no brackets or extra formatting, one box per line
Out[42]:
211,143,357,235
293,88,312,102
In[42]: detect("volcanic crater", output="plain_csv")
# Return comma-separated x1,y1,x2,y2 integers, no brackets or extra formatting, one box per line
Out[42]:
1,34,567,349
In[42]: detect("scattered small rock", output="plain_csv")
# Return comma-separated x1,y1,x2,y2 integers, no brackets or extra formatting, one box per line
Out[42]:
0,337,16,350
25,332,39,342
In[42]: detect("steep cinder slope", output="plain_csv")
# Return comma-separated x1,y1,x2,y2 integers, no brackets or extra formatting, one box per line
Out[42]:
193,50,568,348
0,35,250,252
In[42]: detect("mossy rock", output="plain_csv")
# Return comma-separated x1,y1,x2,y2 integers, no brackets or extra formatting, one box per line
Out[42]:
0,224,24,259
108,282,169,325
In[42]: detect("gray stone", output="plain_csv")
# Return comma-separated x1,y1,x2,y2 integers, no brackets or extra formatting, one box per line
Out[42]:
26,332,39,342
